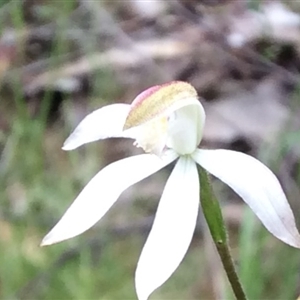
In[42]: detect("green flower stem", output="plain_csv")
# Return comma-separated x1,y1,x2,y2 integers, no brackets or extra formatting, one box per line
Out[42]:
199,167,247,300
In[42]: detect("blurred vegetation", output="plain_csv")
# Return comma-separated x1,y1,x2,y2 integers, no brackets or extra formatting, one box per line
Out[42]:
1,0,300,299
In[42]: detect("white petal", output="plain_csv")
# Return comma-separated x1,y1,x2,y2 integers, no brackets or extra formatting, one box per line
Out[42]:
135,157,199,300
41,150,178,246
63,104,131,150
193,149,300,248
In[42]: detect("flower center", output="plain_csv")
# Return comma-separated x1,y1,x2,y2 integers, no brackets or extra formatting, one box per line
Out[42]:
166,104,201,155
127,102,204,156
122,81,206,156
133,116,169,155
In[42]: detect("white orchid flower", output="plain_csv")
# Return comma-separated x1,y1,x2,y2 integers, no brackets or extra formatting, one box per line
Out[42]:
42,81,300,300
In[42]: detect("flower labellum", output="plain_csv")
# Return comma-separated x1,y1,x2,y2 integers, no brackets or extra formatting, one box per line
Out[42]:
42,81,300,300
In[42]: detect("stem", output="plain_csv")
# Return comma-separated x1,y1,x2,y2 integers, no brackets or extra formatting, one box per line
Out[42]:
199,167,247,300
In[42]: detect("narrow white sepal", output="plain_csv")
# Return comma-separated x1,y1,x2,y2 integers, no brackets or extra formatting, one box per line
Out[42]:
62,104,131,150
193,149,300,248
41,151,178,246
135,157,199,300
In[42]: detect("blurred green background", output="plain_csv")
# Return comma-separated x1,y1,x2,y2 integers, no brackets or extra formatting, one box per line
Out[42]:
1,0,300,299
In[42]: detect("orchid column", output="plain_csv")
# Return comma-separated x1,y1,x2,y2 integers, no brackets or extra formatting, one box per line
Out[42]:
42,81,300,300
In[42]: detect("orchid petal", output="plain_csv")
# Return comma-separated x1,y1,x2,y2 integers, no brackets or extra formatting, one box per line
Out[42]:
193,149,300,248
63,103,131,150
123,81,198,130
135,157,199,300
41,150,178,246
